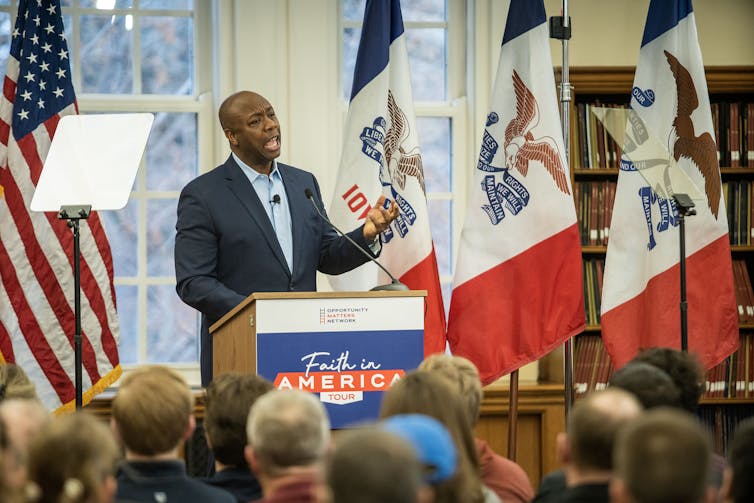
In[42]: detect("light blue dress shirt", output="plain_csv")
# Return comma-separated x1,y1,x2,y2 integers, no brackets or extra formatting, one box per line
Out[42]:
232,153,294,272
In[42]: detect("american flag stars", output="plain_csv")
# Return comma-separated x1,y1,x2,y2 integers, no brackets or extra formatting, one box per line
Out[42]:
10,0,74,136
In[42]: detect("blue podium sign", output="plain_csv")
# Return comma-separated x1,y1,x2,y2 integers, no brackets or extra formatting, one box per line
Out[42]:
254,294,424,428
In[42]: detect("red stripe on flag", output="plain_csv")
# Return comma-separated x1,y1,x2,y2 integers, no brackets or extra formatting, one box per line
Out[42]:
448,225,585,385
43,111,61,139
0,237,71,403
399,248,447,355
2,75,16,103
2,162,102,383
601,234,739,370
0,317,16,363
17,133,45,186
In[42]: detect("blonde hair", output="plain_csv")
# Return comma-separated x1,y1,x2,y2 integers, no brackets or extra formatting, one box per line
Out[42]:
26,412,119,503
112,366,194,455
419,354,483,425
0,364,38,402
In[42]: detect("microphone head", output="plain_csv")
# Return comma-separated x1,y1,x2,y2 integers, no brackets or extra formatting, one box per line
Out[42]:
272,194,281,204
304,188,314,199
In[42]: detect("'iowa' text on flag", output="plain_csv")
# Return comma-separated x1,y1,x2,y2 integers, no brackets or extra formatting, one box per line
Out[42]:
447,0,585,385
600,0,738,370
328,0,446,354
0,0,121,410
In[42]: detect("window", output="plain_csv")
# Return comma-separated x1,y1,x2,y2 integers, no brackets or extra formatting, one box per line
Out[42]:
0,0,210,379
342,0,467,315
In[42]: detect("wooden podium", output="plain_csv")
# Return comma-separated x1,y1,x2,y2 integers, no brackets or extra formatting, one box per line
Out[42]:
209,290,426,427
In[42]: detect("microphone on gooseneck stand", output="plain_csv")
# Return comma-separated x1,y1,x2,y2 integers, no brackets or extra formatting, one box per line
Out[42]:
304,188,409,292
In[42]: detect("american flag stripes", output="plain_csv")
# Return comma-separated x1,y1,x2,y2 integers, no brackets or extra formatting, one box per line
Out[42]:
0,0,120,410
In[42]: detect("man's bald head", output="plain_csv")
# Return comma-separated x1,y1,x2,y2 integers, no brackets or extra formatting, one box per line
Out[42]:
218,91,268,131
567,388,643,471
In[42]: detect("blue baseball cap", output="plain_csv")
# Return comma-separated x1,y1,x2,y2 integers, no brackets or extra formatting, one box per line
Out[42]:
381,414,457,484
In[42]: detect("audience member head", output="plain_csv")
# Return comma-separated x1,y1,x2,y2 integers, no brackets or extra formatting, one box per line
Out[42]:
245,389,329,479
721,417,754,503
418,353,483,426
0,415,18,503
0,363,38,402
26,412,120,503
111,365,194,458
609,361,682,409
611,408,712,503
380,370,485,503
0,398,49,494
329,426,432,503
632,348,705,413
559,388,642,483
204,373,274,469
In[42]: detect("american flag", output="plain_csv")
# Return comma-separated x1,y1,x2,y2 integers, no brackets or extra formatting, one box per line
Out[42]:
0,0,121,411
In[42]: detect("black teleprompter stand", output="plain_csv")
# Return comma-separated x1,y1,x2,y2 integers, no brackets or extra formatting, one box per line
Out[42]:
58,204,91,409
672,193,696,352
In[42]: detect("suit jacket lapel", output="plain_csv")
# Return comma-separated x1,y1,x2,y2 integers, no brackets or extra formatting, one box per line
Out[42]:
222,158,291,277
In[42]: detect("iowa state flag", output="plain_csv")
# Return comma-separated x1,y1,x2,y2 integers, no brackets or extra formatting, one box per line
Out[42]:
328,0,446,354
447,0,584,384
600,0,738,369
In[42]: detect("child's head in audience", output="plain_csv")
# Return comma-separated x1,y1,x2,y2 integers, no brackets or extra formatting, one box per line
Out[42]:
111,365,194,458
204,373,274,469
26,412,120,503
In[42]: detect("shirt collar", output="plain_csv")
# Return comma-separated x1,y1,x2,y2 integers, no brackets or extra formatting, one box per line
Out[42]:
231,152,281,182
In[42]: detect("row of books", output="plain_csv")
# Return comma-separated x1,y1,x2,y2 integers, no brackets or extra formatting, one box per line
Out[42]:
724,180,754,246
573,333,754,400
575,102,625,170
574,179,754,248
705,332,754,399
574,100,754,170
732,260,754,324
574,181,617,246
711,101,754,168
697,403,754,455
583,258,605,326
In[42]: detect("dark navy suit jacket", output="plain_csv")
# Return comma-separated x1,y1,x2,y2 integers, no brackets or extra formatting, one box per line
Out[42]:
175,157,373,385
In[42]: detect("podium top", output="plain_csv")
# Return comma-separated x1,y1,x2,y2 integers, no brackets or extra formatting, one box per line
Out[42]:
210,290,427,334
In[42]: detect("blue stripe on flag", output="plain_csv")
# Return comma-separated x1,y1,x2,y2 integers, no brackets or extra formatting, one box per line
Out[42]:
502,0,546,46
349,0,405,101
641,0,693,47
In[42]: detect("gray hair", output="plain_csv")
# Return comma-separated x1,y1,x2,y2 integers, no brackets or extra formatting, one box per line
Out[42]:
246,389,330,475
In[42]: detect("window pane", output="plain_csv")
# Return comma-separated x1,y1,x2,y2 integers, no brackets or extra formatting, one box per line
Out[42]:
342,26,360,100
146,112,197,190
114,284,137,364
140,16,192,94
146,199,177,277
402,0,445,22
428,198,451,277
80,15,133,93
405,28,445,101
343,0,365,21
139,0,193,9
146,285,198,363
416,117,450,192
102,200,138,277
78,0,133,8
0,12,11,72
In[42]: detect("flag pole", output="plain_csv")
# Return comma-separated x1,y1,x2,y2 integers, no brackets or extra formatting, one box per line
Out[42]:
507,369,519,460
551,0,574,416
